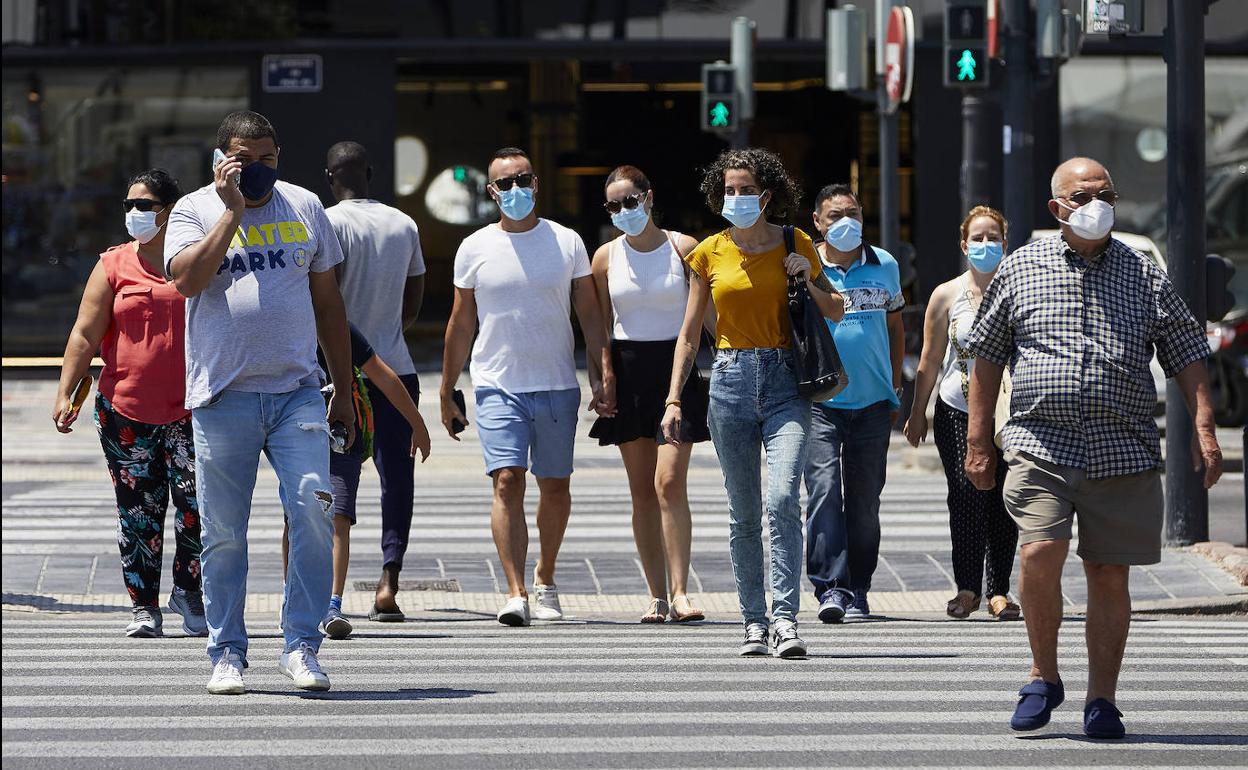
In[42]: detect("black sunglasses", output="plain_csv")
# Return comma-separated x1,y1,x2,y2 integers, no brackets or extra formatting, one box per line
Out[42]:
122,199,162,213
1065,189,1119,207
603,193,647,215
491,173,534,191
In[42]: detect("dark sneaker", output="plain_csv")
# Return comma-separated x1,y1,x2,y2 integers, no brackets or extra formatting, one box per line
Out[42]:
771,621,808,659
319,606,353,640
167,588,208,637
845,590,871,619
818,589,852,624
739,622,769,656
1011,679,1065,731
125,606,163,638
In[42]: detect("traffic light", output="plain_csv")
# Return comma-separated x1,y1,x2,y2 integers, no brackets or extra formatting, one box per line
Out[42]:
701,62,738,133
944,0,990,88
1207,254,1237,322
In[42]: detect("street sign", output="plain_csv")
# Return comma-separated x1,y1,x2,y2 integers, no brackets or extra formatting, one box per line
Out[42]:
701,62,738,133
1084,0,1144,35
944,0,990,89
262,54,323,93
883,5,915,113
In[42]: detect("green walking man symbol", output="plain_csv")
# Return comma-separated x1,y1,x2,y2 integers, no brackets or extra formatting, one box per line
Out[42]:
710,101,731,128
957,49,977,81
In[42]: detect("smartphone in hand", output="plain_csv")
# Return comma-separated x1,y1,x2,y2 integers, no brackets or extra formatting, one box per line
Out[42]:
451,389,468,435
212,148,239,186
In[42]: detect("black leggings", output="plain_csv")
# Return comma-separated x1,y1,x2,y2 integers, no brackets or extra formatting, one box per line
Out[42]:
933,398,1017,597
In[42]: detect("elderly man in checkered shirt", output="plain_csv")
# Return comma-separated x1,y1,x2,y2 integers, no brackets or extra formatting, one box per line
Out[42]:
963,157,1224,739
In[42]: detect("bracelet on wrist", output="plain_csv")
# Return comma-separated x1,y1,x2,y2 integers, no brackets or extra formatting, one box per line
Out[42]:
665,400,682,408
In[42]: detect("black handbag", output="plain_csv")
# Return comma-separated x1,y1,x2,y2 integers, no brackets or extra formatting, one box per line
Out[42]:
783,225,849,402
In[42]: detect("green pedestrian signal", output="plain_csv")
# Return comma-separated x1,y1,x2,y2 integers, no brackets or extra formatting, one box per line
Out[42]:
710,101,731,128
957,49,977,80
453,166,467,183
701,62,738,133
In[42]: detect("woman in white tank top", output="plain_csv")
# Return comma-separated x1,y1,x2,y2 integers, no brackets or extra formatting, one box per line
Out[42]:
904,206,1021,622
588,165,711,624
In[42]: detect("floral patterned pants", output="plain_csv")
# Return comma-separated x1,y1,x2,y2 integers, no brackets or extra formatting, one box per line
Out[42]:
95,394,202,607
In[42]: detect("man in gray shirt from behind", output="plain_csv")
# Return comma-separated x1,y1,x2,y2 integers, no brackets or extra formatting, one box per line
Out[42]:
323,141,426,622
165,110,355,696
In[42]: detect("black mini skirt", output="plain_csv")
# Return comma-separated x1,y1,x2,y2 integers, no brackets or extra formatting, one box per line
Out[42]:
589,338,711,446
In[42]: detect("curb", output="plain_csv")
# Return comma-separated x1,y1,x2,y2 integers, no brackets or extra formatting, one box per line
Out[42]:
1190,541,1248,586
1128,593,1248,616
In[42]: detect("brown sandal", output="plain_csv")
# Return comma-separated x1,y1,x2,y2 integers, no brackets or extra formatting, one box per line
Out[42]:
669,594,705,622
989,595,1022,621
945,590,981,619
641,598,669,623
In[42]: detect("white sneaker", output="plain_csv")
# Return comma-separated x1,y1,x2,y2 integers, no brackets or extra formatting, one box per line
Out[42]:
497,596,531,627
532,584,563,621
279,643,331,691
206,648,245,695
125,606,163,638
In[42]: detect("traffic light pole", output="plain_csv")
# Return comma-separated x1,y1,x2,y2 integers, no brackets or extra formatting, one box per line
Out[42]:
1163,0,1209,545
877,0,900,255
730,16,754,150
1001,0,1034,244
960,93,993,216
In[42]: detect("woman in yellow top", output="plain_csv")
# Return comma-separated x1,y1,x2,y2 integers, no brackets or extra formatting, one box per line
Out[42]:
661,148,844,658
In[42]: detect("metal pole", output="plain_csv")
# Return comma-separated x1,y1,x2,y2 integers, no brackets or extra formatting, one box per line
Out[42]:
960,94,993,216
877,0,899,254
1002,0,1034,244
1163,0,1208,545
731,16,754,150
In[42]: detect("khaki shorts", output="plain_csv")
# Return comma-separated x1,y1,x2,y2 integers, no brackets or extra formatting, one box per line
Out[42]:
1002,450,1163,565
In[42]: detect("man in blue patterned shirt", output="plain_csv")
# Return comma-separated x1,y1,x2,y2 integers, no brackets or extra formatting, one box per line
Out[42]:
964,158,1223,739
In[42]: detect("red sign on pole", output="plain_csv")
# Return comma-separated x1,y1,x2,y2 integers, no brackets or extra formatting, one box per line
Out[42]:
884,6,914,113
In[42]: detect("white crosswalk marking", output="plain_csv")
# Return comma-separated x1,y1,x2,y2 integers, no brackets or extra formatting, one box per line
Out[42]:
2,612,1245,767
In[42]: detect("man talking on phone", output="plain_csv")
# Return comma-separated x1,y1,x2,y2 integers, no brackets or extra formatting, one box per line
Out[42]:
164,110,354,695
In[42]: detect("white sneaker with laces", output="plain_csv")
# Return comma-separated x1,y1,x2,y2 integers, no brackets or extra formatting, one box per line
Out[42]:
532,583,563,620
206,648,245,695
497,596,531,627
279,642,331,691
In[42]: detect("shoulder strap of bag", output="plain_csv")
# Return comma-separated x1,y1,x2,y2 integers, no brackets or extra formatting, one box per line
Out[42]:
782,224,796,257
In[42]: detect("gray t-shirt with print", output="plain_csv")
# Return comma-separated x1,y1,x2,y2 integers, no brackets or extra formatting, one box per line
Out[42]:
164,180,344,409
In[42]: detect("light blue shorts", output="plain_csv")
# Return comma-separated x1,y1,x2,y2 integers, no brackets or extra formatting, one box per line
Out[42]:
474,387,580,478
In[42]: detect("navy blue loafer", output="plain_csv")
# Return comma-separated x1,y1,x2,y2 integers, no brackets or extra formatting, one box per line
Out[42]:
1084,698,1126,739
1010,679,1065,731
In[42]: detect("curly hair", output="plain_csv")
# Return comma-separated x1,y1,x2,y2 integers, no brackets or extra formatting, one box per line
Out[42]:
959,205,1008,242
699,148,803,224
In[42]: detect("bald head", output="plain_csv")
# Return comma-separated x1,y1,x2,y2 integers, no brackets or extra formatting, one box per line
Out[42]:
1050,157,1113,199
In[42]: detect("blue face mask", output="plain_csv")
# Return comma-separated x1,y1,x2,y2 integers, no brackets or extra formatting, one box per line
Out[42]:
825,216,862,252
611,205,649,237
721,194,763,229
496,186,536,221
239,161,279,201
966,240,1004,273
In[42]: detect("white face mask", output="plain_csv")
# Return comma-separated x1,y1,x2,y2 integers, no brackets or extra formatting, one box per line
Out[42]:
125,209,163,244
1055,198,1114,241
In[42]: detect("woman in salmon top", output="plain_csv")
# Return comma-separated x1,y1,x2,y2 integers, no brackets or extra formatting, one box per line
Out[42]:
54,169,204,639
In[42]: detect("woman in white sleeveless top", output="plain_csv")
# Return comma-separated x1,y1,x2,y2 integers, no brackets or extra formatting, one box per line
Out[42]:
589,165,710,623
904,206,1021,622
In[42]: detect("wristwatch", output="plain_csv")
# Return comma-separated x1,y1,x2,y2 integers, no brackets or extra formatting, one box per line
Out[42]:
894,386,904,400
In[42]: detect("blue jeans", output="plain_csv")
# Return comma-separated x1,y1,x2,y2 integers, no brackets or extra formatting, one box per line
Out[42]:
706,348,810,625
804,400,892,598
192,386,334,664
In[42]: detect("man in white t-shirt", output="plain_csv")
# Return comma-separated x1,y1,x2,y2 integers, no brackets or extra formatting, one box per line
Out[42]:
440,147,615,627
324,141,426,623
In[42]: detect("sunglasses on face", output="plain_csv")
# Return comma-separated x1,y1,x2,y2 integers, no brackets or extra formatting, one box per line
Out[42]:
122,199,162,212
490,173,534,191
603,193,647,215
1064,189,1119,207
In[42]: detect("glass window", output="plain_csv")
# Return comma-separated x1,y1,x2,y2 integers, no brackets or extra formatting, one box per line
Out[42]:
2,67,247,354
